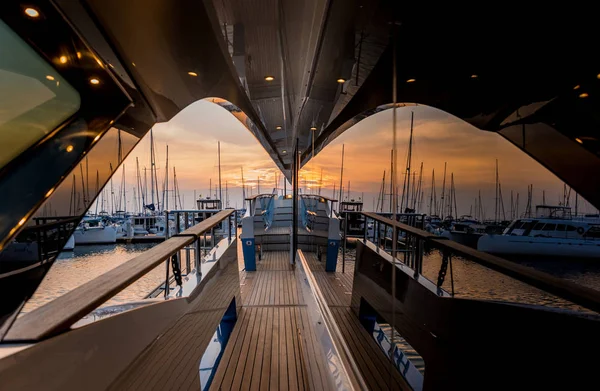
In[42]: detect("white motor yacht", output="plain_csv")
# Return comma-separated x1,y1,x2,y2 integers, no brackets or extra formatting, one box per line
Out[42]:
478,206,600,258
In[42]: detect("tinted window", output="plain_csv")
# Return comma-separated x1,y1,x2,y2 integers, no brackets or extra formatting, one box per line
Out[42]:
0,20,80,169
566,225,577,231
521,221,535,231
556,224,566,231
533,222,545,230
542,224,556,231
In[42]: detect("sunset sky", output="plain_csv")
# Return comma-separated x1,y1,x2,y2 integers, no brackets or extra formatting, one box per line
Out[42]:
109,100,596,218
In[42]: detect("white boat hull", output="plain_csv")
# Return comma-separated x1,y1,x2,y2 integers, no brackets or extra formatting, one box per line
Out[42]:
74,226,117,244
63,234,75,251
477,235,600,258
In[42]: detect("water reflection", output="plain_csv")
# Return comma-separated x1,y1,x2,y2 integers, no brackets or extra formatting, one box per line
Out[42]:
23,243,164,313
342,246,599,312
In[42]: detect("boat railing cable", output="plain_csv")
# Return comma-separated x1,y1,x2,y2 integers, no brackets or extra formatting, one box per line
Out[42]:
362,212,600,313
5,209,235,341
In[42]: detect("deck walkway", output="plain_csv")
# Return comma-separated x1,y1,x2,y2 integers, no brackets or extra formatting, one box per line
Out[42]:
111,247,408,390
211,252,331,390
304,252,410,390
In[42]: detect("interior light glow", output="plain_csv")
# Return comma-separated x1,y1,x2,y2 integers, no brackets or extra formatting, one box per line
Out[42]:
25,8,39,18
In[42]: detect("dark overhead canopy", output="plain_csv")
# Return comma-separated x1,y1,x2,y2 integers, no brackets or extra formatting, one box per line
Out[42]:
60,0,600,206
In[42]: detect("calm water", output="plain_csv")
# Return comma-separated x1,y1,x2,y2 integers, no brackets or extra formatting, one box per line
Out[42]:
25,242,600,314
340,246,600,312
23,243,166,313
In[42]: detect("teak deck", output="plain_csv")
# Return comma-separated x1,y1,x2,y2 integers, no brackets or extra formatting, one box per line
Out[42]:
112,249,407,390
216,251,408,390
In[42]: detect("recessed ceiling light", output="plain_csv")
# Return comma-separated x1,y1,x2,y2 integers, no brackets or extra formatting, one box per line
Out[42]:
76,52,82,59
282,150,287,154
337,78,346,83
276,126,282,130
597,74,600,80
66,145,74,152
188,71,198,77
45,188,54,198
94,134,101,142
264,76,275,81
59,56,67,64
46,75,55,81
471,74,478,78
574,85,580,90
310,126,317,131
89,78,100,85
579,92,589,98
24,8,39,18
575,138,583,144
18,218,26,226
406,78,416,83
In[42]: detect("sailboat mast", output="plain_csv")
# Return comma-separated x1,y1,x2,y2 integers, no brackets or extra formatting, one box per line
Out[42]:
389,149,393,213
319,168,323,196
405,111,414,213
440,162,447,217
122,164,126,214
173,166,177,209
495,159,499,223
164,145,169,211
241,167,246,207
429,168,436,216
338,144,345,211
218,141,222,202
150,129,155,209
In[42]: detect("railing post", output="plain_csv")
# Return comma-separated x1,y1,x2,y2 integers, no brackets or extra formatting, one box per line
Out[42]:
164,259,170,298
228,212,233,243
184,212,190,272
165,210,169,238
342,216,347,273
194,237,201,276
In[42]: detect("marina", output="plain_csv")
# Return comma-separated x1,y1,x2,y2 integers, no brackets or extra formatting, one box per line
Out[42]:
1,1,600,390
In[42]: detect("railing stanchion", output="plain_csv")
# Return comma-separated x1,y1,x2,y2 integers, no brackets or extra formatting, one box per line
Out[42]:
342,217,347,273
164,258,170,298
184,212,190,272
194,238,201,277
165,211,170,239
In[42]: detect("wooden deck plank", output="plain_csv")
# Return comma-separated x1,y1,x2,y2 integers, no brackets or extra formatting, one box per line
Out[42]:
278,305,288,390
229,306,261,390
269,306,280,391
252,307,273,390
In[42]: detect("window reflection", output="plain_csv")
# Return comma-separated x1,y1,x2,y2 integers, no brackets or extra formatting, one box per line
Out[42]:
0,19,80,169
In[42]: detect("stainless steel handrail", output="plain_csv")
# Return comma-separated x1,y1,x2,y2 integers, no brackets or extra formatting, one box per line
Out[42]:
6,209,235,341
363,211,600,313
296,249,368,390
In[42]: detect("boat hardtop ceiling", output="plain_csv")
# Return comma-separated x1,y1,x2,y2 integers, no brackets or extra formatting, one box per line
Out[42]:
1,0,600,338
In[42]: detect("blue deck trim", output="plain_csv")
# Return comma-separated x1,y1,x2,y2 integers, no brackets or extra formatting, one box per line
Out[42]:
326,239,340,272
242,237,256,271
